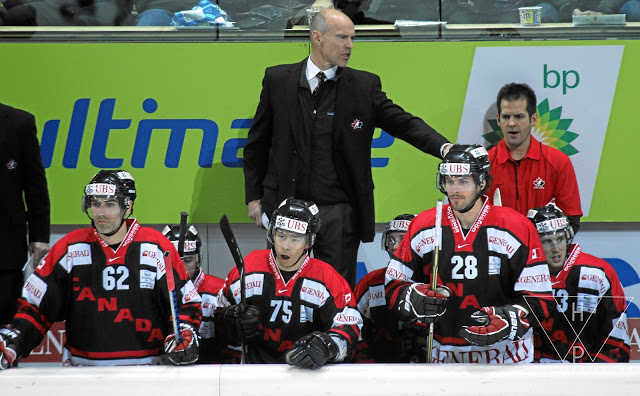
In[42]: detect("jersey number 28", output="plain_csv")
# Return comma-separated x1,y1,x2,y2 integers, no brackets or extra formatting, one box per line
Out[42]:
451,255,478,280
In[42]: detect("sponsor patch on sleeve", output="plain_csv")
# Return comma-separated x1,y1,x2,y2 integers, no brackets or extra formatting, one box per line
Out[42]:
22,275,48,307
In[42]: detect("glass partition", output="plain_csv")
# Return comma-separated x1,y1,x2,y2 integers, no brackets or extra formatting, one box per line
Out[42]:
0,0,638,41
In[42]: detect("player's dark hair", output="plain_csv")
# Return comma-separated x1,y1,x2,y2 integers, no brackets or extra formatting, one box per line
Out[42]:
496,83,537,119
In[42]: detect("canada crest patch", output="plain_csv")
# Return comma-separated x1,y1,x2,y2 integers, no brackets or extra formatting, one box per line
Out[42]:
350,119,363,130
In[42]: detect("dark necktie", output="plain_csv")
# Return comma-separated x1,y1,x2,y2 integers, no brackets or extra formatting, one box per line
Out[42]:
313,71,326,96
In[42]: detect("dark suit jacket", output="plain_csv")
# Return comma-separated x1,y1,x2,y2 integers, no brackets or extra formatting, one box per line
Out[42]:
0,103,50,271
243,59,448,243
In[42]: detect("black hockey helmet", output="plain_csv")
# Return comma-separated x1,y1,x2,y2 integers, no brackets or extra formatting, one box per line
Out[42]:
267,197,321,246
527,204,574,244
162,224,202,261
82,170,137,215
437,144,491,195
381,213,416,251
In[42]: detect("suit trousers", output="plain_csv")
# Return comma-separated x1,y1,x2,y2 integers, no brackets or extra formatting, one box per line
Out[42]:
312,203,360,289
0,269,24,325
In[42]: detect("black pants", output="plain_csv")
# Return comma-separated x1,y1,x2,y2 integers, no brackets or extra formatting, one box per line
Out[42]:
0,269,24,325
312,203,360,289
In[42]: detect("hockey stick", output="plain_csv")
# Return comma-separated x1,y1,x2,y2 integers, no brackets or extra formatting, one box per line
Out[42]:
427,199,443,363
219,214,248,364
164,211,189,353
177,211,188,258
493,187,502,206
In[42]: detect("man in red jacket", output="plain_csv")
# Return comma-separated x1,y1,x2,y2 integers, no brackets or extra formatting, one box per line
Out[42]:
486,82,582,234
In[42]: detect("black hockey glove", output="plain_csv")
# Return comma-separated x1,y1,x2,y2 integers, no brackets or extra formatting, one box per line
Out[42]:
220,304,261,344
459,305,530,346
164,323,199,365
0,327,20,370
397,284,450,324
285,331,339,369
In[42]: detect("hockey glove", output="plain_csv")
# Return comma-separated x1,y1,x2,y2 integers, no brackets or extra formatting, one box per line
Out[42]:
0,327,20,370
459,305,530,346
285,331,339,369
164,323,199,365
220,304,261,344
397,284,450,324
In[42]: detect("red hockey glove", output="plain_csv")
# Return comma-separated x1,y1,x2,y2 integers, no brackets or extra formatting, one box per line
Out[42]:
0,327,20,370
164,323,199,365
397,284,450,324
459,305,530,346
285,331,339,369
220,304,261,344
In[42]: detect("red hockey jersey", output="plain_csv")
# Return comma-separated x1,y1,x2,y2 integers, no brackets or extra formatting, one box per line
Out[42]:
534,244,630,362
218,249,362,363
13,219,202,366
386,199,554,363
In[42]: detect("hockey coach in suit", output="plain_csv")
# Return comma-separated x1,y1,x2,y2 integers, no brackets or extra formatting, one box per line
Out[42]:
243,9,451,288
0,102,50,324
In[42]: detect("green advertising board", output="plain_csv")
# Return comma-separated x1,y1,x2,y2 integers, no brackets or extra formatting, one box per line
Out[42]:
0,40,636,224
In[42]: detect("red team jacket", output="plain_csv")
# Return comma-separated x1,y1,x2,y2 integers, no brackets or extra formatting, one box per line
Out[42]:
534,244,630,362
13,219,202,366
218,249,362,364
486,137,583,217
385,199,554,363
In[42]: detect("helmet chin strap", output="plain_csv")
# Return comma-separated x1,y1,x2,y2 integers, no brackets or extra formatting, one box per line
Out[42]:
456,194,481,214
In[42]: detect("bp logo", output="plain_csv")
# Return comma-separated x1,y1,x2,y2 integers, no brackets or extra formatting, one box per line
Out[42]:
483,99,580,156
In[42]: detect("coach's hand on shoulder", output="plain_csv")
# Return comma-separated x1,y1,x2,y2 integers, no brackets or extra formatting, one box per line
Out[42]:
0,327,20,370
164,323,199,365
397,283,450,324
459,305,530,346
285,332,339,369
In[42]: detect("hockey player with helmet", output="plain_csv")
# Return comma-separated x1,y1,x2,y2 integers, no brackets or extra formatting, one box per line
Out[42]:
527,204,630,362
0,170,202,369
385,144,554,363
354,213,417,362
215,197,363,367
163,224,225,363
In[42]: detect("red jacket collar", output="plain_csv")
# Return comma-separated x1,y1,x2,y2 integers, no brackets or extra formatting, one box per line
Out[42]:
496,135,541,164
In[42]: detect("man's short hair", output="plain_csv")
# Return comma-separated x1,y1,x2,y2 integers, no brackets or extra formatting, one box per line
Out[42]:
310,10,330,36
496,83,537,118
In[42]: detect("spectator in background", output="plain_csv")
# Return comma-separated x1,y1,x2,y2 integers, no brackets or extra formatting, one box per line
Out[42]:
528,204,630,362
353,0,439,23
163,224,225,363
29,0,132,25
134,0,198,25
444,0,525,23
0,102,50,326
537,0,640,22
486,82,583,235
